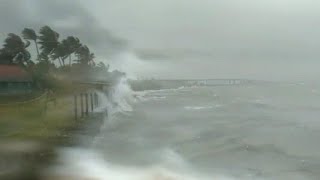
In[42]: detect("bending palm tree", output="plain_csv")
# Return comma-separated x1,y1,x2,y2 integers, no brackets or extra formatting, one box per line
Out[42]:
51,43,68,67
1,33,31,66
38,26,59,62
61,36,81,66
75,45,95,66
22,28,40,60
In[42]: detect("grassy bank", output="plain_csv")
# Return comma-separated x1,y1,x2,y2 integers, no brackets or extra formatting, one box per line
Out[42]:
0,76,106,141
0,94,76,141
0,90,105,179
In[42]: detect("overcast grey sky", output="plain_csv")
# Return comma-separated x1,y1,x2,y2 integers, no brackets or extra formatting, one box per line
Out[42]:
83,0,320,54
1,0,320,80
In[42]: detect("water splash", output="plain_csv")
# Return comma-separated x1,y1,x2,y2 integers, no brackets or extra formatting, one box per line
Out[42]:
44,148,234,180
94,77,137,116
108,77,135,113
106,51,162,80
94,91,111,113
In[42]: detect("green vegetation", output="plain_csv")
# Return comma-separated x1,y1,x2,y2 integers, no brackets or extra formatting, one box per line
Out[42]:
0,25,112,90
0,26,121,180
0,95,74,140
0,25,118,141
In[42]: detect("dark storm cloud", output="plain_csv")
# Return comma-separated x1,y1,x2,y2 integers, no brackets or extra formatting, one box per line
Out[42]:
2,0,320,80
83,0,320,61
0,0,127,56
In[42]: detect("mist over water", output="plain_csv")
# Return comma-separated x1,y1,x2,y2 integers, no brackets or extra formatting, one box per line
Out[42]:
100,49,320,82
105,52,164,80
46,72,320,179
45,48,320,179
2,1,320,179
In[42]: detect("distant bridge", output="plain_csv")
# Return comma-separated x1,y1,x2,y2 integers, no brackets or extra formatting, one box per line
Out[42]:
154,79,271,86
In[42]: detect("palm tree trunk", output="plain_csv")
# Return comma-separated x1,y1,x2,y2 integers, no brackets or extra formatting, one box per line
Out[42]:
34,40,40,60
61,58,65,66
69,54,72,66
58,57,62,67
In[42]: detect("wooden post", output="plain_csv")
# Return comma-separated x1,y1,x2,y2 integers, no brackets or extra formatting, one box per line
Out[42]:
95,93,98,107
80,93,84,117
90,93,94,112
85,93,89,116
74,94,78,121
93,93,95,108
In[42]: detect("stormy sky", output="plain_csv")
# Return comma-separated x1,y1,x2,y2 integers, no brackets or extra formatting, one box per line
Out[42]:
0,0,127,56
1,0,320,81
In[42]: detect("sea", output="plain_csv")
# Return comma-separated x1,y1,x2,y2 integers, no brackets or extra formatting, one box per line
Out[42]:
44,79,320,180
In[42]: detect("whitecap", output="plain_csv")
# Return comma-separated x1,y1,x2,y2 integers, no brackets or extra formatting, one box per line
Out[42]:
184,106,213,110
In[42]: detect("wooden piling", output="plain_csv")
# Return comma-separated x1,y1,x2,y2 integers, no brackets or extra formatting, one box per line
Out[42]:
85,93,89,116
95,93,98,107
90,93,94,112
74,95,78,120
80,93,84,117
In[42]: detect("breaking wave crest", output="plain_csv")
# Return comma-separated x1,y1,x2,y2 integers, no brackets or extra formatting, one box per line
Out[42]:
45,77,238,180
95,77,138,116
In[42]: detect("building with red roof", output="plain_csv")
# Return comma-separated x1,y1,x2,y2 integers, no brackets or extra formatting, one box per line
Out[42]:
0,64,33,95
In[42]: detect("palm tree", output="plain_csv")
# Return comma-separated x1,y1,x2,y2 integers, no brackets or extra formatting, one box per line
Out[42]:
22,28,40,60
97,62,109,71
38,26,59,60
61,36,81,66
1,33,31,66
51,42,68,67
75,45,95,66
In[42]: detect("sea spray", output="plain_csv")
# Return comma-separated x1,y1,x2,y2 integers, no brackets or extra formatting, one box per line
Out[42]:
44,55,237,179
44,78,241,180
106,51,161,80
44,147,234,180
94,91,110,113
108,77,135,113
95,77,137,116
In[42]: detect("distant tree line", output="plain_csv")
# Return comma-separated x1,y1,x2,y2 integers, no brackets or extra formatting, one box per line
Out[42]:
0,25,112,90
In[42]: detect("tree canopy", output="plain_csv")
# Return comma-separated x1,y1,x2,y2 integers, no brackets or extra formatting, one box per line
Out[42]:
38,26,60,59
22,28,40,59
0,25,115,90
0,25,101,70
0,33,31,65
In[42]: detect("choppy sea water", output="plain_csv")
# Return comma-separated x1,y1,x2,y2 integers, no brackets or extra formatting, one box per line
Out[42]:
46,82,320,180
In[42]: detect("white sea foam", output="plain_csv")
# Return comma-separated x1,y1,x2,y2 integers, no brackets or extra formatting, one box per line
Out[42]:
135,86,190,102
44,51,240,180
94,77,137,116
108,77,135,113
139,95,167,102
184,106,214,110
44,148,235,180
94,91,111,113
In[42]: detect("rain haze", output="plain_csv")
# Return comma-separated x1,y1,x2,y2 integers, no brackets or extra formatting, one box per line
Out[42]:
3,1,320,179
1,0,320,80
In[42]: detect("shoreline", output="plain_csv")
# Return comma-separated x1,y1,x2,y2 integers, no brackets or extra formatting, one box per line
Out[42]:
0,93,106,179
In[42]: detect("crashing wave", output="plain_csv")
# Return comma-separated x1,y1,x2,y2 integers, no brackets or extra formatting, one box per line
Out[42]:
44,148,235,180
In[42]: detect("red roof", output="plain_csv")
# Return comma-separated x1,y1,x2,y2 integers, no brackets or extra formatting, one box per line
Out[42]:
0,65,32,82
